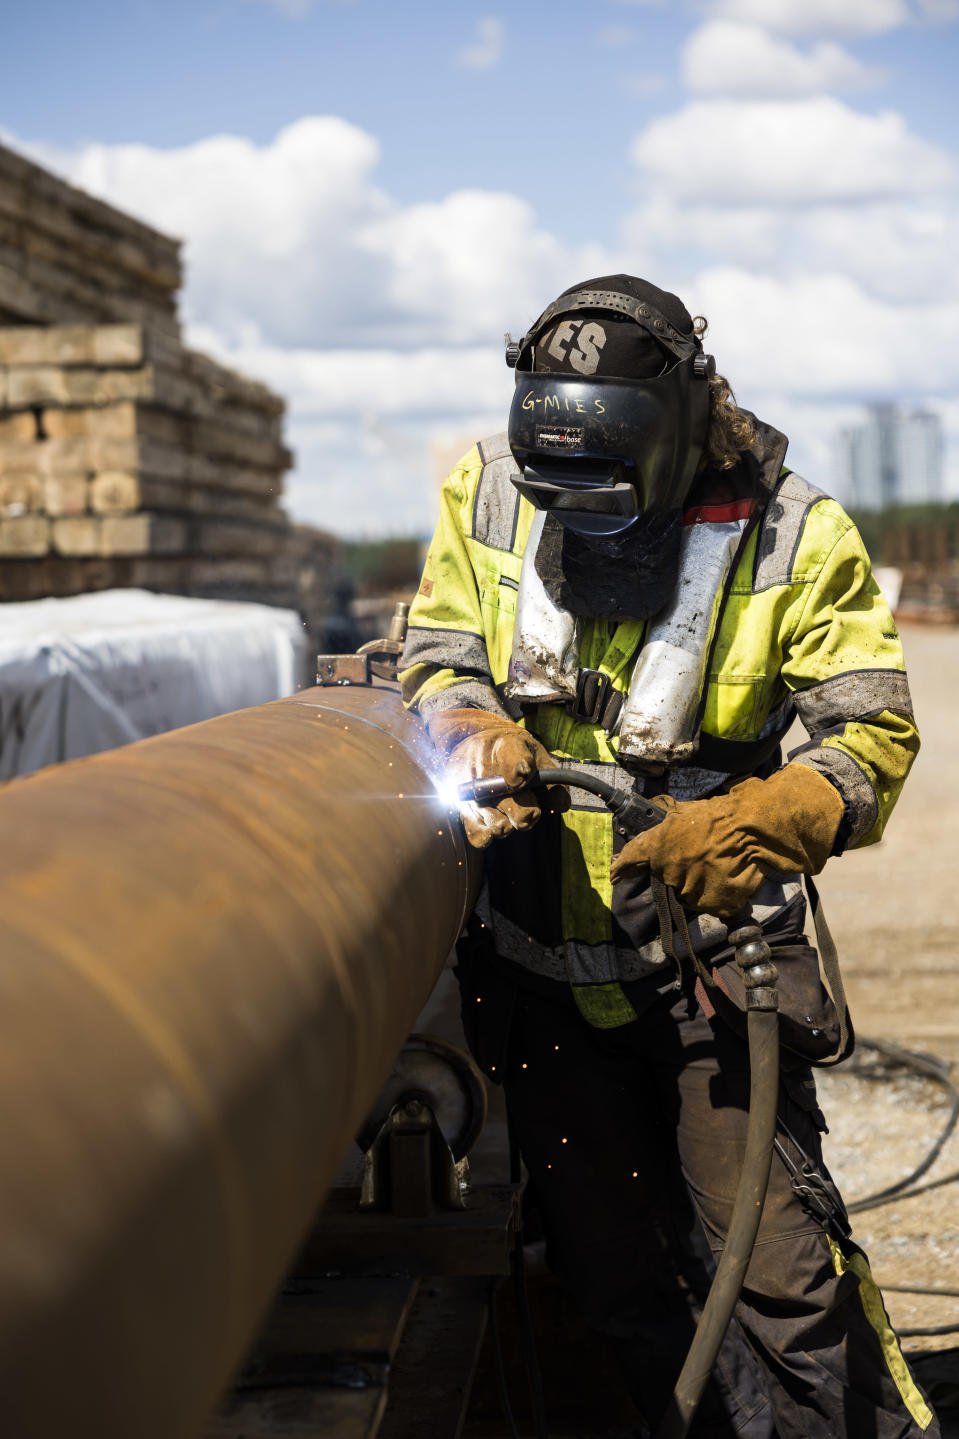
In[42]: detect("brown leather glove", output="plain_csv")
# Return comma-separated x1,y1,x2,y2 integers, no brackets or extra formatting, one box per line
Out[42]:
609,764,845,918
426,707,567,849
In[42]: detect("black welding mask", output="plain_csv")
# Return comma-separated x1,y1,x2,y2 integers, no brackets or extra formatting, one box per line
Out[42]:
506,276,715,537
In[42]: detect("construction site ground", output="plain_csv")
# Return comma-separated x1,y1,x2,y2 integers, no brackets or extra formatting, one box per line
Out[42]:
806,619,959,1430
814,622,959,1349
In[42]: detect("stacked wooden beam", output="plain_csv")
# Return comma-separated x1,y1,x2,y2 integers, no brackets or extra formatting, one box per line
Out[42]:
0,144,181,339
0,322,338,639
0,140,345,653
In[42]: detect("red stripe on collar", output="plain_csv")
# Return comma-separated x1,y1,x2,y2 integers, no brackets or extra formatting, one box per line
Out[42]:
682,498,756,526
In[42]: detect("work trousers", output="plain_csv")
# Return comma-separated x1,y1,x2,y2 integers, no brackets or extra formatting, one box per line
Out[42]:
493,975,939,1439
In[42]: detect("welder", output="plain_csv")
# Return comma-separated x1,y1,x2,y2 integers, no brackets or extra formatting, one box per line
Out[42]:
399,275,938,1437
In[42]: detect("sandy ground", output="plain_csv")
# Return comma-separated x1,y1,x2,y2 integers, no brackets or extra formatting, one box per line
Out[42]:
810,621,959,1353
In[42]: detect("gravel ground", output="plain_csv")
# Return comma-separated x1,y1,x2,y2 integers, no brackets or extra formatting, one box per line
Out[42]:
811,621,959,1355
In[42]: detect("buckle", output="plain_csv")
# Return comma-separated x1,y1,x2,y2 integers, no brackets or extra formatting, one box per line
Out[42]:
570,668,623,733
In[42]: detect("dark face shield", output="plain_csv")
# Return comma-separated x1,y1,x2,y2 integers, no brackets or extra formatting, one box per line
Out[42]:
508,359,711,536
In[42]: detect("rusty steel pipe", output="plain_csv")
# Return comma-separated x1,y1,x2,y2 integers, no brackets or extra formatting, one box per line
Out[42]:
0,685,476,1439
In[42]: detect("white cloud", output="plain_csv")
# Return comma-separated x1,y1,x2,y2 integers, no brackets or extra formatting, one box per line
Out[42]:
620,193,959,304
17,119,608,534
701,0,911,37
35,118,393,348
255,0,315,16
187,332,510,420
363,190,608,346
456,16,504,71
30,118,602,354
201,339,513,535
631,96,956,205
617,87,959,490
596,24,635,47
683,21,883,97
14,72,958,535
914,0,959,18
682,267,959,401
622,73,668,98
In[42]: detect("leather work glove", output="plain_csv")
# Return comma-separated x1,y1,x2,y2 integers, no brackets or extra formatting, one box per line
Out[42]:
609,764,845,918
426,707,568,849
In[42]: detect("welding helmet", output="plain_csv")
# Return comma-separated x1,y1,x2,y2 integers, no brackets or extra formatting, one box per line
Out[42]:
506,275,715,537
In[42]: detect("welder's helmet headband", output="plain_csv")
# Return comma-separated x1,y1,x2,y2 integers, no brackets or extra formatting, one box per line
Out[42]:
506,276,715,535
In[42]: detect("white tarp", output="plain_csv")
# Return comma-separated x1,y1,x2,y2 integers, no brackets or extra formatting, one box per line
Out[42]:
0,588,309,780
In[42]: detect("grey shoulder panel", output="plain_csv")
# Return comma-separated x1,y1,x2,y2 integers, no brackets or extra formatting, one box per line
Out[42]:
477,431,512,465
794,669,914,735
471,433,522,551
753,471,827,592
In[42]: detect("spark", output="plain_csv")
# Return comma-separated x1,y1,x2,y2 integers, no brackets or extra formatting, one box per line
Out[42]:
434,779,461,807
522,1062,528,1070
561,1137,568,1145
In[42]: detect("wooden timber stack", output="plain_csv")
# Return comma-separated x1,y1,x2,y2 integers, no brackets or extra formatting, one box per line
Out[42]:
0,144,181,339
0,142,339,647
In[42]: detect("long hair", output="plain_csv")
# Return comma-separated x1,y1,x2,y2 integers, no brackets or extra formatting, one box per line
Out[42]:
692,316,757,471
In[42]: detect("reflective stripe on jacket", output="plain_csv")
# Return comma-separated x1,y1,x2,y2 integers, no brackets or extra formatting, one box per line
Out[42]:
399,425,919,1026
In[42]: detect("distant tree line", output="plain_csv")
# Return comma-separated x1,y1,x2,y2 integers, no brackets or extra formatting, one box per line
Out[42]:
849,503,959,567
342,537,425,597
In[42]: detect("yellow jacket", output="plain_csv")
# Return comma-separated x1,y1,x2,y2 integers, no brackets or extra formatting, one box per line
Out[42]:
400,422,918,1026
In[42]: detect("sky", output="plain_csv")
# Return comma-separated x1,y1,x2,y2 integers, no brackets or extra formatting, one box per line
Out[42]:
2,0,959,536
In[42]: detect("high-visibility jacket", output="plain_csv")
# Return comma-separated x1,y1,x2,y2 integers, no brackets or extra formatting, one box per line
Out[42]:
400,421,918,1028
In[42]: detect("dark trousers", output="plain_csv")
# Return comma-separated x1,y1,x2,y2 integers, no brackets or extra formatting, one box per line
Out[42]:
494,977,939,1439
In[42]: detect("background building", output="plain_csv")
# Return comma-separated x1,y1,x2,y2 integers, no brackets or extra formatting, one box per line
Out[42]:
836,403,943,510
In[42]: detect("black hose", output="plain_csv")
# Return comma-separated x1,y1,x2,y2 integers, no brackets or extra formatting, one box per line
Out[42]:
653,1006,781,1439
536,767,621,803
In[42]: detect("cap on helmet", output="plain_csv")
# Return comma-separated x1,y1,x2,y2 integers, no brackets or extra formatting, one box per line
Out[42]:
506,275,715,536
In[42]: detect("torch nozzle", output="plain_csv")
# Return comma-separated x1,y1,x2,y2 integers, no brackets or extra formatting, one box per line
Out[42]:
458,776,516,805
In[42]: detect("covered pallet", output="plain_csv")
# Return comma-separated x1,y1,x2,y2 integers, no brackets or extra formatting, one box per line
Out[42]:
0,588,308,779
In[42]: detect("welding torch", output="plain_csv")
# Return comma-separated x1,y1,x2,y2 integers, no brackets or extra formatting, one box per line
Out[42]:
458,766,668,839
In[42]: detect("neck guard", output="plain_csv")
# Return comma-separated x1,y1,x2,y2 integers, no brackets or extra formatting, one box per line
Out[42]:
533,511,682,622
505,503,755,770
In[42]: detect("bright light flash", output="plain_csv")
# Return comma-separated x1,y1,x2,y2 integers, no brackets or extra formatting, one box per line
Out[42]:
430,764,477,821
